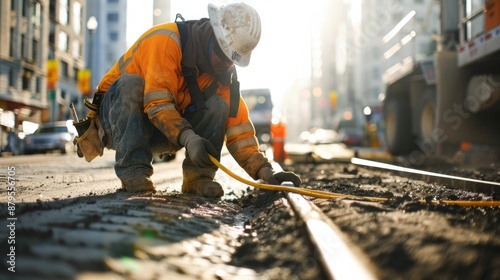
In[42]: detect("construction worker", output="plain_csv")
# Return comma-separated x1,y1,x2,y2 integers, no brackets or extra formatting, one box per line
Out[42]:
78,2,301,197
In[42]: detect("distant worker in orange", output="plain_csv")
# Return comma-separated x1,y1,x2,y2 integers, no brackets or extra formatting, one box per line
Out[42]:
75,2,301,197
271,119,287,163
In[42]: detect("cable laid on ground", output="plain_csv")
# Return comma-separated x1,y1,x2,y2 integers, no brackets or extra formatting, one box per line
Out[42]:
209,155,500,207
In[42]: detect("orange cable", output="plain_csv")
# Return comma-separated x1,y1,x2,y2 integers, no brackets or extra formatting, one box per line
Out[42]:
209,155,500,207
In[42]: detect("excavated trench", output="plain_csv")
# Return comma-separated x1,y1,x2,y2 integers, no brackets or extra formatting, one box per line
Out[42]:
286,161,500,280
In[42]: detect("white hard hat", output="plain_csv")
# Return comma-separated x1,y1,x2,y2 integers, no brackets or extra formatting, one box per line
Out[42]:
208,2,261,67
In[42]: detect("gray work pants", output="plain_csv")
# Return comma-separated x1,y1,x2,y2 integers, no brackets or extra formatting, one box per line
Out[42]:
99,74,228,185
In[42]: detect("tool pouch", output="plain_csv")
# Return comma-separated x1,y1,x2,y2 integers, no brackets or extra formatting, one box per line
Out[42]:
73,116,105,162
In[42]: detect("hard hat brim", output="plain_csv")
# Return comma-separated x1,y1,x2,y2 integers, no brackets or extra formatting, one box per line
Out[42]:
208,3,251,67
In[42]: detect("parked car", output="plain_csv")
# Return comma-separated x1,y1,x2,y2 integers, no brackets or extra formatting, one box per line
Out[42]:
22,121,77,154
287,128,356,163
302,128,341,145
338,127,365,147
241,88,273,148
152,152,177,163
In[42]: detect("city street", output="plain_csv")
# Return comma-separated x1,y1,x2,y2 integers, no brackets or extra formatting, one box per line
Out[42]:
0,150,251,203
0,150,302,279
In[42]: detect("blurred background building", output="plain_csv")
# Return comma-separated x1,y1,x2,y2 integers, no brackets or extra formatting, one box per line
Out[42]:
0,0,50,133
282,0,437,145
86,0,128,97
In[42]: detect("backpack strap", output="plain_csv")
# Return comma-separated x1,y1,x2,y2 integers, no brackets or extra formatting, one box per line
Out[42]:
175,14,189,53
229,68,240,118
175,14,240,118
176,17,206,113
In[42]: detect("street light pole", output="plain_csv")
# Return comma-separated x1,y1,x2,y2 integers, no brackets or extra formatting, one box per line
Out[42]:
84,16,98,117
86,16,98,95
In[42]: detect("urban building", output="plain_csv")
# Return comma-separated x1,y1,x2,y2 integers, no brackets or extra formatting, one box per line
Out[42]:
86,0,127,94
0,0,89,127
0,0,145,153
0,0,50,133
49,0,87,121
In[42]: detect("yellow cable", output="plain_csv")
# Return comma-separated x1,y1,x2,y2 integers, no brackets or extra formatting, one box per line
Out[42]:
209,155,500,207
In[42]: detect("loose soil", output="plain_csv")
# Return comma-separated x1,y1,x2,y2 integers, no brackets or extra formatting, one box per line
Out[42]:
287,162,500,280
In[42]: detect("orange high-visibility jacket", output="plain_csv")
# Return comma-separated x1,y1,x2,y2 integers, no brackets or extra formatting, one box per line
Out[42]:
97,22,271,179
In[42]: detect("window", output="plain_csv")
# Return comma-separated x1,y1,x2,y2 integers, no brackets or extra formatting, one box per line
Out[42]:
49,0,56,17
49,22,55,45
109,32,118,41
9,69,16,87
58,31,68,51
48,46,55,60
72,2,82,34
61,61,69,78
107,49,115,65
72,39,80,59
59,0,68,25
73,67,80,82
36,77,42,98
107,13,119,22
22,69,32,90
32,39,38,62
21,34,25,58
22,0,28,17
31,2,41,27
73,67,79,82
9,28,14,57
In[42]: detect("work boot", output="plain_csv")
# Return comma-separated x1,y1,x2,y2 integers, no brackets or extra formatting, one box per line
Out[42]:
182,155,222,197
121,177,156,192
182,179,224,197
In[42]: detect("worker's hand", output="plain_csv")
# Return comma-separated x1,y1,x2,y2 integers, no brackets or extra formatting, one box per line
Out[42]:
258,167,302,186
179,129,217,168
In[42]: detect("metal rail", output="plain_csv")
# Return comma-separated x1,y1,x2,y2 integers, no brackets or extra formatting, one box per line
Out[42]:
272,162,379,280
351,157,500,193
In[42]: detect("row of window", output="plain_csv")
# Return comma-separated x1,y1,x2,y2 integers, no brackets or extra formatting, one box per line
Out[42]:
6,68,43,99
56,31,83,58
48,0,83,35
9,28,40,63
10,0,41,26
8,29,84,64
6,61,81,98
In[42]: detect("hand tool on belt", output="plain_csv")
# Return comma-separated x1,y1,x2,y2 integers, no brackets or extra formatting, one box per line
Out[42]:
71,92,106,162
71,92,104,135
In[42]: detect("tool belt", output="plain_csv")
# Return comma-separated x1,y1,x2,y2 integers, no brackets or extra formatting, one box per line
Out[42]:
72,92,106,162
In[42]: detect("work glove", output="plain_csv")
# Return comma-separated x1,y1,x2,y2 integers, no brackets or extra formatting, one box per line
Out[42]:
258,167,302,186
179,129,217,168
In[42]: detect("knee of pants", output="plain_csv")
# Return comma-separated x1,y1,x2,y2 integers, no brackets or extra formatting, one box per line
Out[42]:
100,74,147,141
190,95,228,147
113,74,145,105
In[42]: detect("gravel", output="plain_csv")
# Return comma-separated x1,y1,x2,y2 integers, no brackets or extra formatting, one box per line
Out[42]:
287,162,500,280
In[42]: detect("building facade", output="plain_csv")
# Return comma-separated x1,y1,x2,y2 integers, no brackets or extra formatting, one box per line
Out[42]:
0,0,50,131
86,0,127,93
0,0,87,131
49,0,87,121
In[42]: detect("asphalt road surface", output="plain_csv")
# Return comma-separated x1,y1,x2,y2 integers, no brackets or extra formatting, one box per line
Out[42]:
0,150,279,279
